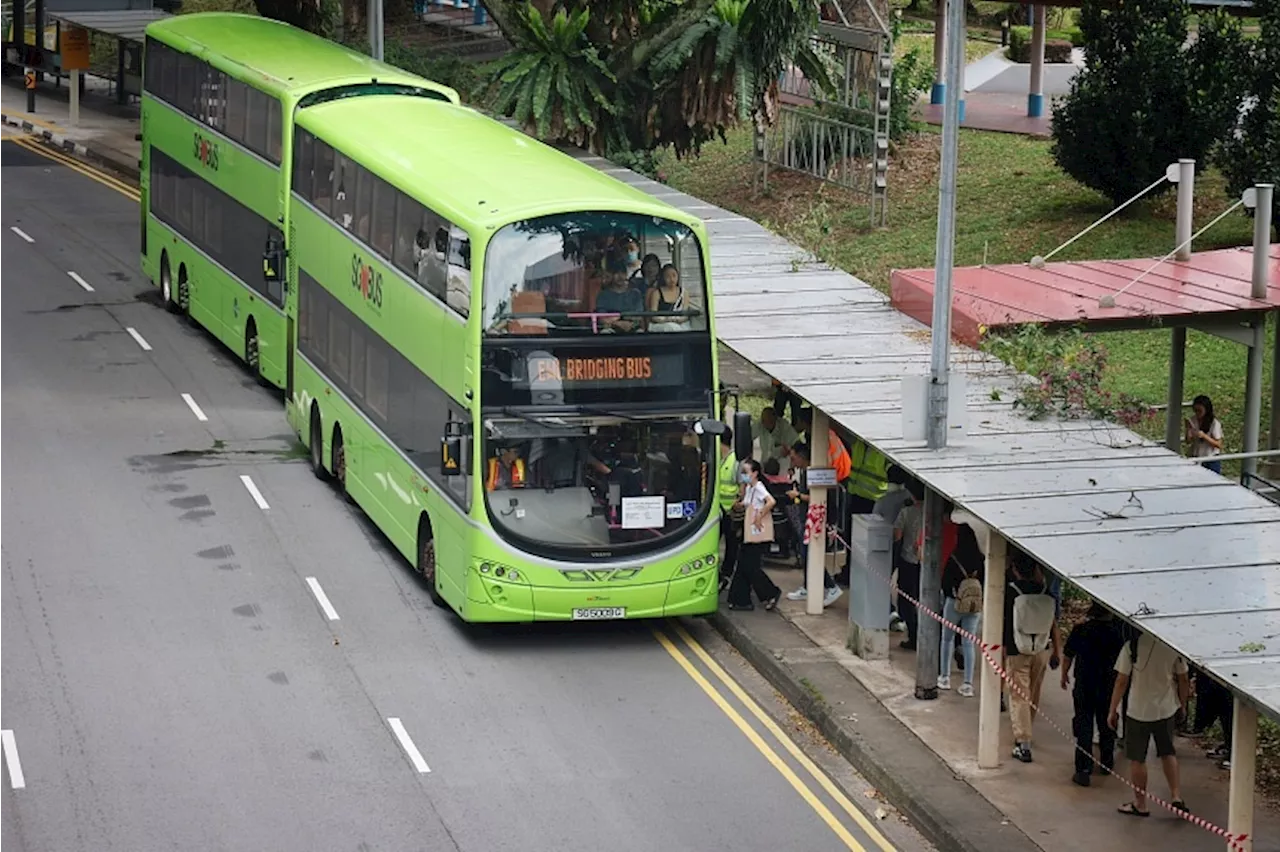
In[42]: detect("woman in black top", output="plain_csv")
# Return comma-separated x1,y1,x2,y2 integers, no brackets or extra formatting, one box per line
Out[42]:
939,523,984,696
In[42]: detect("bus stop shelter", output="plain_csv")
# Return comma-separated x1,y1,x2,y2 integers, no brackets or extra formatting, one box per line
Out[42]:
45,8,170,103
554,142,1279,850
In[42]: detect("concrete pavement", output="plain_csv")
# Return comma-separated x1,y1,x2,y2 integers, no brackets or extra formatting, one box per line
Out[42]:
0,133,929,851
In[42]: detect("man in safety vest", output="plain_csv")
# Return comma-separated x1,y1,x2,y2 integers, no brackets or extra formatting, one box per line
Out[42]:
486,446,526,491
717,427,743,590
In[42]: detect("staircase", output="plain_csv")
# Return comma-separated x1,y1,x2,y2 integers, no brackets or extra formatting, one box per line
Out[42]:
410,0,508,61
1243,471,1280,507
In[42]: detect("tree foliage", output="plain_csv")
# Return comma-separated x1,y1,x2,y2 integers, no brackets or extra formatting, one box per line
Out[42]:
479,0,828,159
1050,0,1250,207
1217,0,1280,239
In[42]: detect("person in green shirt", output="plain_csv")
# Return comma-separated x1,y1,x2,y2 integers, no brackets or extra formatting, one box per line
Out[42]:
717,427,743,591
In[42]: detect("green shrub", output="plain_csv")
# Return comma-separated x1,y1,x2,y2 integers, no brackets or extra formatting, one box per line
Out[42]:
1045,38,1073,62
1009,24,1084,61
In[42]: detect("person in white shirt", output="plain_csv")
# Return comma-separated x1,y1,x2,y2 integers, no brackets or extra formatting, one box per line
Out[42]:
752,407,797,462
1185,394,1224,474
726,459,782,612
1109,632,1191,817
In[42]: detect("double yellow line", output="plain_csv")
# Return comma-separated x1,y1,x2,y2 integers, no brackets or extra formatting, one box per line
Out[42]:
655,620,897,852
8,135,140,202
9,132,898,851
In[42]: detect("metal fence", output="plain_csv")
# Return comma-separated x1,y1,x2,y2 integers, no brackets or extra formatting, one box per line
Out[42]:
758,21,891,226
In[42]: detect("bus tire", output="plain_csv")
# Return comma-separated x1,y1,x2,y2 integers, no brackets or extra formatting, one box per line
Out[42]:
309,405,330,482
331,424,353,502
160,252,179,314
177,264,191,316
245,319,268,386
417,516,445,607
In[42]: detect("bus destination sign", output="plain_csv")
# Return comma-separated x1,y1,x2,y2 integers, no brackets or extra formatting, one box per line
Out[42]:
533,355,654,384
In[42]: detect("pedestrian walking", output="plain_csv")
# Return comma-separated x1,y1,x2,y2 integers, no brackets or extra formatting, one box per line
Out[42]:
1060,601,1125,786
1005,557,1057,763
727,459,782,612
1109,632,1192,817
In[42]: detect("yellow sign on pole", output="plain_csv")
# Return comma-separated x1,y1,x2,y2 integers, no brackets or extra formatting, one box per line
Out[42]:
61,26,89,71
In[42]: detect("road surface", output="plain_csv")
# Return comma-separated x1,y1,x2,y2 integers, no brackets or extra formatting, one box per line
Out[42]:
0,137,928,852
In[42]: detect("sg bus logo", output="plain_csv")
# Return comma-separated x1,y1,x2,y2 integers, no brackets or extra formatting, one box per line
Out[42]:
351,254,384,310
192,132,219,171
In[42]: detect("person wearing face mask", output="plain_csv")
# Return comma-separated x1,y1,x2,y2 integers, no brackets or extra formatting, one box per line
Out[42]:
727,459,782,611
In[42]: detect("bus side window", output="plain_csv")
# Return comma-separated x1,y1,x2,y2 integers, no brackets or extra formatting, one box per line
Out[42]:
393,190,421,277
292,129,312,200
266,98,282,164
354,164,373,244
176,53,198,118
224,78,247,145
312,140,334,215
332,152,356,231
245,86,269,159
370,174,396,258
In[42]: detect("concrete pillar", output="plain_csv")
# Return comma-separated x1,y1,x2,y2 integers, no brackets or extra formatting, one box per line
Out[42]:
1165,327,1187,452
1243,317,1265,479
977,534,1006,768
1028,5,1046,118
1175,159,1196,261
807,411,830,616
932,0,947,105
847,515,892,660
1228,700,1257,851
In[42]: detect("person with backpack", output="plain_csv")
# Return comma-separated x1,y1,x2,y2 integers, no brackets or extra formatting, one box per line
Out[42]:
1109,631,1191,817
1060,601,1125,786
1004,557,1058,763
938,523,984,697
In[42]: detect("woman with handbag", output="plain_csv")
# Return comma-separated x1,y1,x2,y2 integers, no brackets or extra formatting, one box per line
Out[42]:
728,459,783,612
938,523,984,696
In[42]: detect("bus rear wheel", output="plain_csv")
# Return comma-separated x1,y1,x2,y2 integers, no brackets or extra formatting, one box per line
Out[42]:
331,426,352,502
310,407,330,482
160,254,180,314
418,519,445,608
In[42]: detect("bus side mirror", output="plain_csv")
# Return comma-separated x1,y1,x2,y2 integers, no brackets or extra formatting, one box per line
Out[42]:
733,410,752,461
263,233,286,284
441,435,462,477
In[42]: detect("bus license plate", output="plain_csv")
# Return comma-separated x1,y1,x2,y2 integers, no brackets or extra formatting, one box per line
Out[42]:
572,607,626,621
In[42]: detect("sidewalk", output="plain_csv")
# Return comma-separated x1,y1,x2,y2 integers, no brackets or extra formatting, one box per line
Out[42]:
711,559,1280,852
1,75,141,178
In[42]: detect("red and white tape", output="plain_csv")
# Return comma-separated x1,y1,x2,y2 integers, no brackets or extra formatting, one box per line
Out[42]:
821,526,1250,850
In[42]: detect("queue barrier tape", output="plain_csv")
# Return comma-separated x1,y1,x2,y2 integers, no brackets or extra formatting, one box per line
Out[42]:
817,525,1251,850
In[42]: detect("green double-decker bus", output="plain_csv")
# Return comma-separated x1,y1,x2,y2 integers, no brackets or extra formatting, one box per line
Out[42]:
141,13,734,622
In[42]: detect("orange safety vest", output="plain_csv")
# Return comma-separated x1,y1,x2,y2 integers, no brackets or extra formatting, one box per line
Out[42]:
486,457,526,491
827,429,851,482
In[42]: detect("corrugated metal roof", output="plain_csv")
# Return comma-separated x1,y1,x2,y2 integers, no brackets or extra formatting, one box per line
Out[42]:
891,244,1280,347
560,145,1280,722
47,9,171,42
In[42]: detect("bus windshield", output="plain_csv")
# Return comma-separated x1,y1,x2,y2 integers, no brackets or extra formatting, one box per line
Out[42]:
483,212,708,337
481,415,712,555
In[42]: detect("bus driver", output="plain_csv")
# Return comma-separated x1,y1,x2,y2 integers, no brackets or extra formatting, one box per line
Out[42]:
486,445,527,491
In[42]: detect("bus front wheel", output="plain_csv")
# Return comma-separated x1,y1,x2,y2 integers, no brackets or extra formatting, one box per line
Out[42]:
310,406,330,482
417,517,445,608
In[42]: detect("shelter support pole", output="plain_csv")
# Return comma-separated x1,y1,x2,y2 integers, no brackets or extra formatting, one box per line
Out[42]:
1243,317,1265,479
1165,327,1187,452
368,0,385,61
915,488,943,699
1271,313,1280,463
69,69,80,126
806,412,830,617
977,534,1007,768
1228,700,1257,851
115,39,126,105
1253,184,1273,301
931,0,946,105
1176,159,1196,261
1028,5,1046,118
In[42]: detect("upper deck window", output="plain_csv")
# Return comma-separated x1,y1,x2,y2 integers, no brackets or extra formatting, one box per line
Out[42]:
482,213,707,338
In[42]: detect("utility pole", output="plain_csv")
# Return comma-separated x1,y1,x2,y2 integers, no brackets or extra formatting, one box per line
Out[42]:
916,0,966,702
368,0,385,61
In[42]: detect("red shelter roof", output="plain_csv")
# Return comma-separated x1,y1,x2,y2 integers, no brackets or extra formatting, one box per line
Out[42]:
890,244,1280,347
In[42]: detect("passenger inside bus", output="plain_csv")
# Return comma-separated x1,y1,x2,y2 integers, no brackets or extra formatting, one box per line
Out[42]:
645,264,689,332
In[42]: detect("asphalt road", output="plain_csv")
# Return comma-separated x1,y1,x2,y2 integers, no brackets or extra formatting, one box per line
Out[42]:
0,138,930,852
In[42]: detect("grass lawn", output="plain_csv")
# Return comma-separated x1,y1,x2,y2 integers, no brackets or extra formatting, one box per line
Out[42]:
656,125,1275,478
893,32,998,64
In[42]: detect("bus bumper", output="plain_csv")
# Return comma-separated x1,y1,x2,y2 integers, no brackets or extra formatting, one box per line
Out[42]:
462,568,719,622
